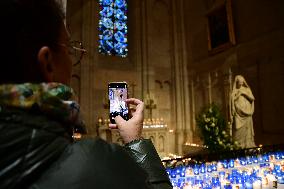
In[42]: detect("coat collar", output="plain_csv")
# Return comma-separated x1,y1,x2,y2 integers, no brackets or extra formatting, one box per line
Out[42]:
0,82,86,134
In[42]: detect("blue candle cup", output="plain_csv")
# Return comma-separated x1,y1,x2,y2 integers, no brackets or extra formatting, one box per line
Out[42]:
180,167,186,177
176,167,181,176
240,158,246,166
212,163,217,171
231,169,238,176
223,183,232,189
280,151,284,159
223,160,228,169
177,178,185,188
263,154,269,162
219,171,226,181
229,159,234,168
258,155,264,163
207,164,212,173
200,164,206,174
252,156,258,163
186,176,195,186
194,179,203,188
193,165,199,175
275,152,281,160
212,176,220,186
246,156,252,165
203,183,212,189
277,174,284,184
170,169,176,178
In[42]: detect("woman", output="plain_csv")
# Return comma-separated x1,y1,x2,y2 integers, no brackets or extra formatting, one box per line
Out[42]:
111,89,128,115
230,75,256,148
0,0,172,189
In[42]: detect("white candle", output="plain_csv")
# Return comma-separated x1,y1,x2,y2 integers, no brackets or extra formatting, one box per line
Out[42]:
253,180,262,189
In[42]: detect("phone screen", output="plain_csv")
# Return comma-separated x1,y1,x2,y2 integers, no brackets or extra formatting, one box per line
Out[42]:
108,82,129,124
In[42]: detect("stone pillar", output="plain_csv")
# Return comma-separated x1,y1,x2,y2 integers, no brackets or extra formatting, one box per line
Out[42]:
134,0,143,101
223,53,237,137
171,0,192,155
208,73,212,104
79,0,96,137
189,76,197,134
223,68,233,136
140,0,150,99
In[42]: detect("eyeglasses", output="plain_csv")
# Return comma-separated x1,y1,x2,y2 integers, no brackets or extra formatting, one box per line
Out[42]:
57,40,87,66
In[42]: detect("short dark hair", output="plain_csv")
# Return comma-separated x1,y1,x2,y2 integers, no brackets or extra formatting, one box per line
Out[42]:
0,0,65,84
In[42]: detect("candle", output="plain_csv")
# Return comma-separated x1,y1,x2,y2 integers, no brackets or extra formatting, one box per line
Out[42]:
252,180,262,189
244,181,253,189
267,174,277,188
231,184,240,189
262,176,268,187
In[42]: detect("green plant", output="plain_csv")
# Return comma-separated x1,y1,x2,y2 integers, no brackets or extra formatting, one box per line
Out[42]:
196,103,239,153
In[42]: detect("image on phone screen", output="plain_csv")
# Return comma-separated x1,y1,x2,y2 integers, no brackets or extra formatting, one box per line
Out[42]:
109,84,129,124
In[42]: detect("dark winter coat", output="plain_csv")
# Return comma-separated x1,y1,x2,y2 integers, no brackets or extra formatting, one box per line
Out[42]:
0,107,172,189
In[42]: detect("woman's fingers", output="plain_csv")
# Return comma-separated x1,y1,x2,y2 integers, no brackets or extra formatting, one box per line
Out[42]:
129,107,136,117
109,123,117,129
114,115,126,127
126,98,144,114
125,98,143,105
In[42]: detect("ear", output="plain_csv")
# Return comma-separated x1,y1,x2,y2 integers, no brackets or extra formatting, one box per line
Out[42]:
37,46,54,82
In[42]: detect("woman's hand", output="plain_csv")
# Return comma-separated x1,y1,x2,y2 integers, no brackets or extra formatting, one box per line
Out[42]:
112,98,144,144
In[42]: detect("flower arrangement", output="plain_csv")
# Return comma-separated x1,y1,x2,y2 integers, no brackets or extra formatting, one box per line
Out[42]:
196,103,239,153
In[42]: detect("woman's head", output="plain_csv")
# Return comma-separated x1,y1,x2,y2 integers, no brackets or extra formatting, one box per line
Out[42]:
236,76,244,88
234,75,248,89
0,0,72,85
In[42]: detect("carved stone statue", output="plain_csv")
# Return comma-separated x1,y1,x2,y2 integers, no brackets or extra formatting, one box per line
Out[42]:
230,75,256,148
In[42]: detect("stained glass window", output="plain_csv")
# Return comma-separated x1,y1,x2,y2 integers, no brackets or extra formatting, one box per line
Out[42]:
99,0,128,57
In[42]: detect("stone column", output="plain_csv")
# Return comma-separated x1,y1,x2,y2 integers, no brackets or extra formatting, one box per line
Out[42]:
171,0,192,155
223,68,233,136
189,76,196,133
223,53,237,137
140,0,150,99
208,73,212,104
79,0,97,137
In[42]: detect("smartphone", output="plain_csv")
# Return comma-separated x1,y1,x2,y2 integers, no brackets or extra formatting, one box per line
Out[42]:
108,82,129,124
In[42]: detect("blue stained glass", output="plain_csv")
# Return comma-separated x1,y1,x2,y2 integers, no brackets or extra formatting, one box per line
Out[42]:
101,0,112,6
99,0,128,57
114,31,126,43
114,9,127,20
99,40,113,53
114,42,127,55
114,21,126,30
100,7,114,17
114,0,126,8
102,30,113,40
102,18,113,29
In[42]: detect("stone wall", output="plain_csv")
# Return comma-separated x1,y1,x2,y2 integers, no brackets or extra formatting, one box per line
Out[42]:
184,0,284,146
66,0,284,155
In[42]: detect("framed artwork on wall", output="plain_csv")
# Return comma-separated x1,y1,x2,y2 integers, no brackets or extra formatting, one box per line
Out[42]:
206,0,236,54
